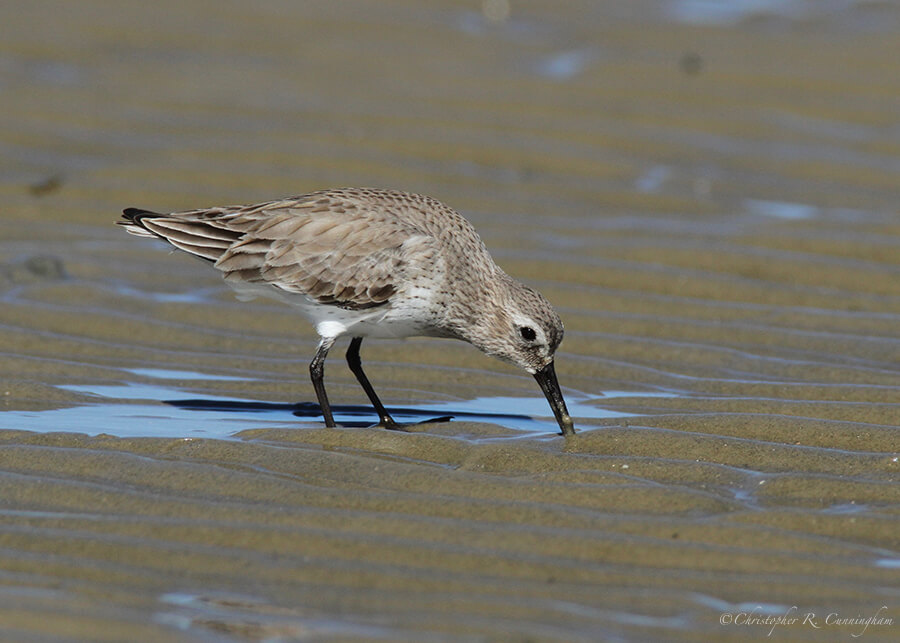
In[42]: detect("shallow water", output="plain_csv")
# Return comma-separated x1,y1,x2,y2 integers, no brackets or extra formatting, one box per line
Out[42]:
1,0,899,641
1,375,646,438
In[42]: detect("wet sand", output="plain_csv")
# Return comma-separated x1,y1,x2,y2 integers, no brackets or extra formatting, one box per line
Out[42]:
1,0,899,640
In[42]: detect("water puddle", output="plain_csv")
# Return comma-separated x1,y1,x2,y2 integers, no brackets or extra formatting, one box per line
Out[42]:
125,368,251,381
0,376,661,439
533,48,595,80
689,592,793,616
821,502,871,515
156,592,410,642
666,0,807,26
743,198,819,220
111,283,218,304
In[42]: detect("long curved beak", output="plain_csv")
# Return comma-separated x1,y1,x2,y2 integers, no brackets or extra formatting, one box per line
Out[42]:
533,361,575,436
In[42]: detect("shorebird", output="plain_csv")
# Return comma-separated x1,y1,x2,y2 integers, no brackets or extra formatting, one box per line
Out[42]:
119,188,575,435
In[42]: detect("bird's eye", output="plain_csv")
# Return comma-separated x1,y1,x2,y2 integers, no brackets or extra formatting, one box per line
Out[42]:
519,326,537,342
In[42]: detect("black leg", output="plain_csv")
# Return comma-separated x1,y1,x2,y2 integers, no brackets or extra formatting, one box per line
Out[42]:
309,337,336,427
346,336,402,430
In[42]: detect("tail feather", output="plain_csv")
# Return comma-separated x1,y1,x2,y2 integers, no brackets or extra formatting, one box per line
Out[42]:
122,207,159,219
118,207,164,238
118,207,241,262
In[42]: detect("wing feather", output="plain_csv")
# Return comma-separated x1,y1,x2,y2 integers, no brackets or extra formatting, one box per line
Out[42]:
119,191,428,310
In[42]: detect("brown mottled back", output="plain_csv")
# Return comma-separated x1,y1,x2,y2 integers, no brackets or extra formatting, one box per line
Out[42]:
121,188,490,311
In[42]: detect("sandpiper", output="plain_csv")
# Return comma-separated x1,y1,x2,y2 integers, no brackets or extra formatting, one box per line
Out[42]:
119,188,575,435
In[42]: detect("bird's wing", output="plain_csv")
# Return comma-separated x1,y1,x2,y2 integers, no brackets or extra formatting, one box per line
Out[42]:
120,194,425,310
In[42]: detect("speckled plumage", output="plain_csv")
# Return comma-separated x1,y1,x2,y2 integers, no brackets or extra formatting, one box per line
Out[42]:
119,188,575,435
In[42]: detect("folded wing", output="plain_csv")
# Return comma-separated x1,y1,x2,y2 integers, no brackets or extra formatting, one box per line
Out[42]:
119,195,420,310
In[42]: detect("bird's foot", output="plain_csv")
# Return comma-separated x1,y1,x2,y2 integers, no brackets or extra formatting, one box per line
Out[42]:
379,417,410,432
377,415,454,432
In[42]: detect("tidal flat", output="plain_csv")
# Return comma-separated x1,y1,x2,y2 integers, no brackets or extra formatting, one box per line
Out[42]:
1,1,899,640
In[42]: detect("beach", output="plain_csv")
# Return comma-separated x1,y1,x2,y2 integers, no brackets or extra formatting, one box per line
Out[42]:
1,1,898,640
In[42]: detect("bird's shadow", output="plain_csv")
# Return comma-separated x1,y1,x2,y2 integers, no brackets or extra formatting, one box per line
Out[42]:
163,398,531,429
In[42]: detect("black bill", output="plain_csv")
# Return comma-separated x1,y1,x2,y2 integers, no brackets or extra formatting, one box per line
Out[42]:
533,360,575,436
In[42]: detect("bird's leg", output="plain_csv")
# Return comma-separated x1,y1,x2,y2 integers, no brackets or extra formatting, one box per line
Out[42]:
309,337,336,427
345,337,403,430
